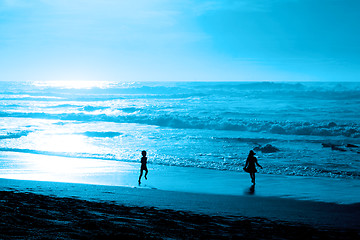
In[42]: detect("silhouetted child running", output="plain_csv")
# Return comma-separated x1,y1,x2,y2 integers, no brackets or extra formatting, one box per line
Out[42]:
243,150,262,185
138,150,148,184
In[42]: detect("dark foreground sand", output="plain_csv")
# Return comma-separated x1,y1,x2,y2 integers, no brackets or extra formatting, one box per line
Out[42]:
0,190,359,240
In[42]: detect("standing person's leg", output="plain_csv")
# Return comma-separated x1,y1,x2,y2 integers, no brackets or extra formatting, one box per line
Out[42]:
250,173,255,184
144,169,148,180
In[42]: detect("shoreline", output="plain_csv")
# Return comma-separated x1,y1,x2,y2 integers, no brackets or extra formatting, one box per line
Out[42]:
1,151,360,205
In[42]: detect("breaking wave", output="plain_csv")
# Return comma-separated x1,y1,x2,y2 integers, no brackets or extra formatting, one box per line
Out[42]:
1,111,359,138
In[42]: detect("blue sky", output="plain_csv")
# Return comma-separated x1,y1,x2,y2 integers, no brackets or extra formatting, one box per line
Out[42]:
0,0,359,81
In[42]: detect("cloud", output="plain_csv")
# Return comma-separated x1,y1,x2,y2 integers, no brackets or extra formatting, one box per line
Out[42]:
189,0,300,15
1,0,182,26
39,0,180,22
1,0,25,7
191,0,262,14
0,0,191,43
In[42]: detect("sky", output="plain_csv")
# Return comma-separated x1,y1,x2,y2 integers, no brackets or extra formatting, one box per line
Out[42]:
0,0,359,82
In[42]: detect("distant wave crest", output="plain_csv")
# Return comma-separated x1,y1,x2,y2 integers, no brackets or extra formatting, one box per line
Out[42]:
2,81,360,101
82,131,122,138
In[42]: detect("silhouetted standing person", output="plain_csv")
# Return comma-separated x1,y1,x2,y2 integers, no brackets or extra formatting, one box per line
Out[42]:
244,150,262,185
138,150,148,184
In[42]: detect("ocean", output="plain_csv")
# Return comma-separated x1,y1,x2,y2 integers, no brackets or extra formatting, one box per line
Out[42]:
0,80,360,182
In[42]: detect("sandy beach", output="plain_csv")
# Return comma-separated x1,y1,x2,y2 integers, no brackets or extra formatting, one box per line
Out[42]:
0,177,359,239
0,189,358,240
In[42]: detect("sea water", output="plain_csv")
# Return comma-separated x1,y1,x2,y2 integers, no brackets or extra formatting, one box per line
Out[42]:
0,81,360,182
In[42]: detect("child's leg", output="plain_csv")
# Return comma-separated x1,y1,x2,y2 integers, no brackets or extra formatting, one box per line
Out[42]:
144,169,148,180
250,173,255,183
138,170,143,183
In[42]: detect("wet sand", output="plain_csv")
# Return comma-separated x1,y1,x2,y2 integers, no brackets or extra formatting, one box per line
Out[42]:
1,190,359,240
1,152,360,204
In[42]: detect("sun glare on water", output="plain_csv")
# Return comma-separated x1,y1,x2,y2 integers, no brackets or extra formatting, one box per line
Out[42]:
32,80,114,89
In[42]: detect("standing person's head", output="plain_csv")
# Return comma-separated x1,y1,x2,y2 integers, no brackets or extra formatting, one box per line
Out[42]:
249,150,256,156
142,150,147,157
